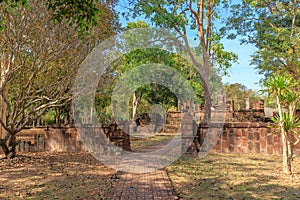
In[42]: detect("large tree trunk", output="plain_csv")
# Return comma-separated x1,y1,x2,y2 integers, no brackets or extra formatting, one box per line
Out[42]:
0,95,6,140
8,133,17,158
0,52,7,140
0,133,17,159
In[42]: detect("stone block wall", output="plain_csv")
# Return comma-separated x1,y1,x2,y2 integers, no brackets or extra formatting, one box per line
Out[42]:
229,110,265,122
2,124,131,154
47,124,130,153
16,129,46,153
199,122,300,155
44,126,83,152
181,112,199,154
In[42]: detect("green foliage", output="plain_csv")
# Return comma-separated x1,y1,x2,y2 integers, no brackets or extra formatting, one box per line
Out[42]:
47,0,99,34
224,0,299,175
263,74,296,101
270,112,300,133
0,0,118,132
224,0,299,79
95,47,212,122
0,0,115,34
131,0,238,74
94,20,224,122
0,0,28,30
262,74,299,108
210,39,238,75
42,109,56,125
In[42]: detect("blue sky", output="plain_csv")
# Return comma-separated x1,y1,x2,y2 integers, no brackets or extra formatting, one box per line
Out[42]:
221,39,264,91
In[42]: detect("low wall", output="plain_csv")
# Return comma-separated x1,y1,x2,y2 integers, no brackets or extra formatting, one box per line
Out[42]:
0,124,131,154
44,126,83,152
199,122,300,155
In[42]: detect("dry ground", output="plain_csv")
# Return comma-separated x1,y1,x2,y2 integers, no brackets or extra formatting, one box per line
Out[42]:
0,152,116,200
2,136,300,200
130,135,175,151
167,153,300,200
131,135,300,199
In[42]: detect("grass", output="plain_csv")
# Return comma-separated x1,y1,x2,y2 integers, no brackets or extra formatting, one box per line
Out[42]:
167,153,300,199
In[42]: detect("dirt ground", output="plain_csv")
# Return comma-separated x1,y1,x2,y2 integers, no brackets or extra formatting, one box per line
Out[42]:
167,153,300,200
0,152,116,200
2,138,300,200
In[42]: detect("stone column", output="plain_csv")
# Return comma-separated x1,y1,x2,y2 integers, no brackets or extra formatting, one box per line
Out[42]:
245,98,250,110
253,99,259,109
259,100,265,110
227,100,234,112
181,112,197,154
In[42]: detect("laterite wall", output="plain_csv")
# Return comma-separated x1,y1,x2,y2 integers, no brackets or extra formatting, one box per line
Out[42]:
199,122,300,155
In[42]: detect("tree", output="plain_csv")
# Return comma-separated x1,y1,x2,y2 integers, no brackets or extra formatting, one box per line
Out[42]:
124,0,237,123
264,75,300,175
225,0,299,79
0,0,117,158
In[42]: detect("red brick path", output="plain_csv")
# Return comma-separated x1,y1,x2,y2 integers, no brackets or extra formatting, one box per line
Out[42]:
105,170,178,200
105,139,179,200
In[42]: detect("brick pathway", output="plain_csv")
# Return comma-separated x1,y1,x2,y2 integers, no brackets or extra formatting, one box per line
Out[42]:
105,139,179,200
105,170,178,200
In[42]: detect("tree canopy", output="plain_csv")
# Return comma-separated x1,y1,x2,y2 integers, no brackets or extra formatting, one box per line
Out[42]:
224,0,299,79
0,0,118,33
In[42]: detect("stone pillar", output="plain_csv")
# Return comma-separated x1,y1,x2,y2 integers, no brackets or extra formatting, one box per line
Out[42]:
253,99,259,109
226,100,234,112
217,91,225,105
259,100,265,110
245,98,250,110
181,112,197,154
187,100,191,111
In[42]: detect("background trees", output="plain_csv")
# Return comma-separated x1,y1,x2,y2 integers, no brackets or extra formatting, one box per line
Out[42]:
124,0,237,122
94,20,223,123
95,42,208,123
